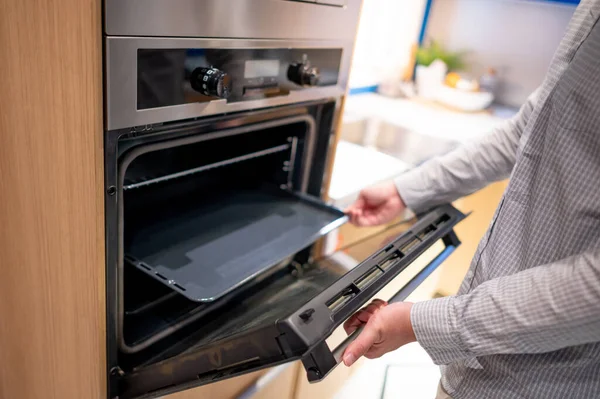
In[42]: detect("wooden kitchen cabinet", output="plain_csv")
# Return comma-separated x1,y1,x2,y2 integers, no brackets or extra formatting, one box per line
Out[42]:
0,1,106,398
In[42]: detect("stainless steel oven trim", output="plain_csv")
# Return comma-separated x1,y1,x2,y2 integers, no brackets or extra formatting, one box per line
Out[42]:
104,0,362,40
105,37,353,130
116,114,320,354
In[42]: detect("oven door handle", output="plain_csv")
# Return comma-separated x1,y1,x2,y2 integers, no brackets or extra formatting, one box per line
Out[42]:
301,242,457,383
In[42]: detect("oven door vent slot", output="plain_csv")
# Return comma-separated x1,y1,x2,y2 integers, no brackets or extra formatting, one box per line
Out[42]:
379,252,403,271
326,285,359,313
398,237,421,255
434,213,451,227
354,266,384,290
416,224,437,240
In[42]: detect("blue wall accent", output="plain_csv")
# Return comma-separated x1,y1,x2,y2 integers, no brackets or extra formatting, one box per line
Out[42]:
418,0,435,45
540,0,579,4
348,85,378,96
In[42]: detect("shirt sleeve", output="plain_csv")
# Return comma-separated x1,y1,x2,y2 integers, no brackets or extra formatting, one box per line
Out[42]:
410,247,600,365
394,90,538,214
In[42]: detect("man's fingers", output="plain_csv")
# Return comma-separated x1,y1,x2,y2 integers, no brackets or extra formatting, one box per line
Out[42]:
343,300,387,334
345,197,365,214
343,318,364,335
371,299,387,306
343,309,371,334
344,205,357,216
347,208,365,226
343,313,361,334
342,323,380,367
355,211,385,227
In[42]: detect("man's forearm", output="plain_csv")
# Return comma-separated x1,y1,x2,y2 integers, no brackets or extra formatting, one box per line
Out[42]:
410,247,600,365
395,91,538,213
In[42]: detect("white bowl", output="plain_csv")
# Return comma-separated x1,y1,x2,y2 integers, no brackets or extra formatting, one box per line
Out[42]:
434,85,494,112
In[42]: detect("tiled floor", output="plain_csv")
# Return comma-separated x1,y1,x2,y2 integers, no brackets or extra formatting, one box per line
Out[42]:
333,343,441,399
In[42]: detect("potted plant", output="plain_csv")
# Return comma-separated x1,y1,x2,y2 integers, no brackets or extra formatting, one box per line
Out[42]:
415,41,466,99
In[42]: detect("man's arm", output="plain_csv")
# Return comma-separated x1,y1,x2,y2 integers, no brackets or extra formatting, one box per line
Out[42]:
395,90,538,214
411,247,600,364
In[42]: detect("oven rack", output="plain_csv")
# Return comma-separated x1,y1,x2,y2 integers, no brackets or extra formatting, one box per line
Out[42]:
123,142,293,191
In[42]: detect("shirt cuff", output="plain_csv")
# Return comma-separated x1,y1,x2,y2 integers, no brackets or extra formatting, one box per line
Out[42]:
410,296,469,365
394,168,434,214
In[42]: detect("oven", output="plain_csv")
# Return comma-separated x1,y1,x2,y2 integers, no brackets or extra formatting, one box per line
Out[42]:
103,1,466,398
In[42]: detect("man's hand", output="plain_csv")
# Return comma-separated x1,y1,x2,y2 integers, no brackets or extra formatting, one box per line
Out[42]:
342,300,416,367
345,182,406,227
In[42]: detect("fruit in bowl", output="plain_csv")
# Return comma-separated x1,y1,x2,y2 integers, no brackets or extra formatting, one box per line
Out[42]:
444,72,480,92
437,72,493,112
435,85,493,112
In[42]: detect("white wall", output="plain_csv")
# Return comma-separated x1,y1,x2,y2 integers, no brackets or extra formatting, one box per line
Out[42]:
349,0,427,88
426,0,576,106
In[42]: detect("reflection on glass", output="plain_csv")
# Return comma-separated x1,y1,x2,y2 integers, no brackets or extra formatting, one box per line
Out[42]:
137,50,189,110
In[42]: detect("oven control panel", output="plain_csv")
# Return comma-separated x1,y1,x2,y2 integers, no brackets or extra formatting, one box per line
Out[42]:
137,48,343,110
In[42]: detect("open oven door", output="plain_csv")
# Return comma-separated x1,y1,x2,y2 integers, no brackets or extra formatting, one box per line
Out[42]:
117,204,465,399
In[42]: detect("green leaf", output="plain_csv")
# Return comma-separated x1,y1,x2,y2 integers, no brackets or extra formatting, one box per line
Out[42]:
415,40,466,71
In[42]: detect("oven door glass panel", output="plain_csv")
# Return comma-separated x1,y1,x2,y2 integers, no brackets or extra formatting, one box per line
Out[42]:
117,204,465,399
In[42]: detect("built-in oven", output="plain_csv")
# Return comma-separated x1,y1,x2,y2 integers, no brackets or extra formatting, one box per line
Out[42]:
103,1,466,398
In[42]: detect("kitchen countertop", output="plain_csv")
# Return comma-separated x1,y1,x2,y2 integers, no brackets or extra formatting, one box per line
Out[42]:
342,93,516,144
328,141,411,209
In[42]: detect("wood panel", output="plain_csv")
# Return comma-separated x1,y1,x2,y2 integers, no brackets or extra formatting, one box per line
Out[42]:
0,0,105,398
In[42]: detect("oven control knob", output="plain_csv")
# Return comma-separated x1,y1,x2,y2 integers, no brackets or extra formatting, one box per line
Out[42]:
287,62,320,87
190,67,231,99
